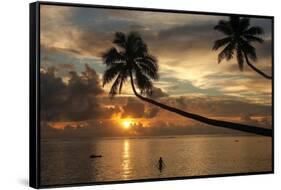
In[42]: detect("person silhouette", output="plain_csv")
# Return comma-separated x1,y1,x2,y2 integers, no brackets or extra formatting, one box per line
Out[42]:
158,157,165,172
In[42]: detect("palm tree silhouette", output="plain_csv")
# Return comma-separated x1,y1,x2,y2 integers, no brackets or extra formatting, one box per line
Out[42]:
102,31,272,136
213,16,272,80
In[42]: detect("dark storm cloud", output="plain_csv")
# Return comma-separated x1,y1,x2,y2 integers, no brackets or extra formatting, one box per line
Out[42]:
121,98,145,118
40,64,122,122
121,98,160,119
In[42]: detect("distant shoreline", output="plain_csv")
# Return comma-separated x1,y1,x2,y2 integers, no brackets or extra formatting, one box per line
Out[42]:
41,133,271,142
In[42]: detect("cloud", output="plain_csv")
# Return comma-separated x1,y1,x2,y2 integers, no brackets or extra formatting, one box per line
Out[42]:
240,113,272,129
121,98,145,118
41,118,247,139
121,98,160,119
40,64,119,122
162,95,271,118
149,86,169,99
144,107,160,118
121,97,160,119
41,5,113,58
164,78,222,96
40,92,272,139
240,113,257,124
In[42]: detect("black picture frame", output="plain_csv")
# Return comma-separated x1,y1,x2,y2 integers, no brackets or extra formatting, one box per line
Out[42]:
29,1,274,188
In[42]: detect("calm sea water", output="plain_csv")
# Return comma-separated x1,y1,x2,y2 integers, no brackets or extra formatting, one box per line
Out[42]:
41,135,272,186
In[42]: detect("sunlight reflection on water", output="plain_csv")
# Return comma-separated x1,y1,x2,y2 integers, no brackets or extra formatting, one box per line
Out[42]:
122,140,131,179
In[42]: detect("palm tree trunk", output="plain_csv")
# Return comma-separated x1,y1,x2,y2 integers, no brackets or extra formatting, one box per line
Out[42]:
129,72,272,137
244,52,272,80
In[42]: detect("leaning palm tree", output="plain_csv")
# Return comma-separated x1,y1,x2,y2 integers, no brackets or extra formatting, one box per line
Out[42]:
102,31,272,136
213,16,272,80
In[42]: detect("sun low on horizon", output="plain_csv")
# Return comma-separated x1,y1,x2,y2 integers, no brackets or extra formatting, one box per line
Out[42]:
121,118,134,129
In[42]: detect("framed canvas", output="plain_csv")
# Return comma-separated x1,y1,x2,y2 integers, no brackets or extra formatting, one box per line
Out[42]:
29,1,274,188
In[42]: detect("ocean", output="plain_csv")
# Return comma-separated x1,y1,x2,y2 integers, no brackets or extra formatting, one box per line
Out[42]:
40,135,272,186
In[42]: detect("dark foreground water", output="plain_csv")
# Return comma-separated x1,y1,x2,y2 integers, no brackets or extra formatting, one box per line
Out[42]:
41,135,272,186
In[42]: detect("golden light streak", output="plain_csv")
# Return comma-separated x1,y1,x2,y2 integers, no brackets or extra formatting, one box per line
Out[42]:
122,119,133,129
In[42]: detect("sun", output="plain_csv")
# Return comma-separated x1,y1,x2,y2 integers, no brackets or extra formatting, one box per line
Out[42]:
122,119,133,129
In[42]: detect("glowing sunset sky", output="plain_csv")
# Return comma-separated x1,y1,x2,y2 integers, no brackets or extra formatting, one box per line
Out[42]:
40,5,272,138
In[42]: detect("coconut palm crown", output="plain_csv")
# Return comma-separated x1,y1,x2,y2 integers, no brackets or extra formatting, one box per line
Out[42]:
102,31,158,97
213,16,271,79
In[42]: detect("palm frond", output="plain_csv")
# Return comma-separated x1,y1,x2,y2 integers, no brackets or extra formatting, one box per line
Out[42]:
244,35,264,43
127,32,148,57
109,73,122,97
135,39,148,57
212,37,232,50
136,63,159,80
134,67,153,96
135,55,159,80
102,47,125,66
218,42,235,63
118,70,129,94
243,26,264,36
240,39,257,61
103,63,124,86
214,20,232,35
127,32,141,45
113,32,126,48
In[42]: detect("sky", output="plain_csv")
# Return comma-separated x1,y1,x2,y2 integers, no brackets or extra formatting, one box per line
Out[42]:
40,5,272,138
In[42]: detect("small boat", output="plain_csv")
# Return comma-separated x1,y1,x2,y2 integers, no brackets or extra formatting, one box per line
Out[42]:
90,155,102,158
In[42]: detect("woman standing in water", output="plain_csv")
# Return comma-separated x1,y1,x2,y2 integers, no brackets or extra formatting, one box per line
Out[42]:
158,157,166,172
